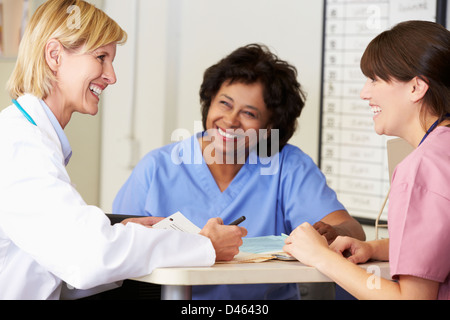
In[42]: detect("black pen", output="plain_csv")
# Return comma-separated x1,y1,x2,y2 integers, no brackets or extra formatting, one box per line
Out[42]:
229,216,246,226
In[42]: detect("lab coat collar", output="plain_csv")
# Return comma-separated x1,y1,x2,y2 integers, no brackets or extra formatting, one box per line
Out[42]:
16,94,72,166
39,100,72,166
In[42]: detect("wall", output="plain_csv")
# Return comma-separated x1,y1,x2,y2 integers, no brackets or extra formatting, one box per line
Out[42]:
0,61,15,107
100,0,325,212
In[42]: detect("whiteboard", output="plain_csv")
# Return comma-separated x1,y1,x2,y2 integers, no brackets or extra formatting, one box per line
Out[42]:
319,0,442,223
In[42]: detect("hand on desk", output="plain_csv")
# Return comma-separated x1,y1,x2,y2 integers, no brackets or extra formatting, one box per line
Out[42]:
284,222,373,267
329,236,373,264
200,218,248,262
283,222,331,267
313,221,339,244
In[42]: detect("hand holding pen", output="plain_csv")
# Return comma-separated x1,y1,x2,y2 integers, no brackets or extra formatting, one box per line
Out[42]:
200,216,247,261
229,216,246,226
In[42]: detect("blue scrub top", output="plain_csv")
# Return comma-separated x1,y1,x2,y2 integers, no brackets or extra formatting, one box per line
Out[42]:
113,133,345,299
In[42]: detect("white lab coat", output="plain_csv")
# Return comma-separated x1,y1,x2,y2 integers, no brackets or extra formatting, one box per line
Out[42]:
0,94,215,299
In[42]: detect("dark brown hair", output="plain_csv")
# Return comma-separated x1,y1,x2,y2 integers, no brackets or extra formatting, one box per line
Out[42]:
200,44,306,155
361,20,450,125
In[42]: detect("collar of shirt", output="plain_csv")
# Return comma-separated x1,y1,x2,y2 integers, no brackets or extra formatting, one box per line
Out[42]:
39,100,73,166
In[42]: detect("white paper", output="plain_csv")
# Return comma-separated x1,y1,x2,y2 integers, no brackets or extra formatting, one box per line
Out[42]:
389,0,436,27
152,211,201,234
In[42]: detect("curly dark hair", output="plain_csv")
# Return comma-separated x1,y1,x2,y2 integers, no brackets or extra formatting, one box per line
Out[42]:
200,44,306,156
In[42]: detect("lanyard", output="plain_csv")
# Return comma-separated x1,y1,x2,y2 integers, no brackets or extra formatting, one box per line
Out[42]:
12,99,37,126
419,113,450,146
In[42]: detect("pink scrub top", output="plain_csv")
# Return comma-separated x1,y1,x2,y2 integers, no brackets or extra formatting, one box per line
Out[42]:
388,126,450,300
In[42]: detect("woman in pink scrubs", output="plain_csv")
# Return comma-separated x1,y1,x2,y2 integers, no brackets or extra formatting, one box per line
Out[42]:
283,20,450,300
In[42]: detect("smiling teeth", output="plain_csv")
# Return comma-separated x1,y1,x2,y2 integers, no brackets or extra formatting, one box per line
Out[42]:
218,127,237,139
371,106,382,114
89,85,103,97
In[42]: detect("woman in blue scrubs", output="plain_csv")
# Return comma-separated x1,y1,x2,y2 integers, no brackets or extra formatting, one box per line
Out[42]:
113,44,365,299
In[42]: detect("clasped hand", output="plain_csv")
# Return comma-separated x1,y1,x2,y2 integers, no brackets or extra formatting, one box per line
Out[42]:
283,222,372,267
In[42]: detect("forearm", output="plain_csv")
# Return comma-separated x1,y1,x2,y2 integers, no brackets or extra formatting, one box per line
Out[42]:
317,248,439,300
333,217,366,241
320,210,366,241
367,239,389,261
285,223,438,300
316,250,400,300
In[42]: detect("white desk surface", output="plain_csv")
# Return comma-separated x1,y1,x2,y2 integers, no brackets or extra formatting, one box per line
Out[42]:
133,260,390,286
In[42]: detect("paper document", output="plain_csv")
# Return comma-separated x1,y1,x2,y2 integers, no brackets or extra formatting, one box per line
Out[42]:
239,235,288,254
152,212,201,234
218,234,296,264
216,251,277,264
241,234,295,261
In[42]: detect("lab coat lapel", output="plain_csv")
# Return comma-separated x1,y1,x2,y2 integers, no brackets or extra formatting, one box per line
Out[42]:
16,94,64,165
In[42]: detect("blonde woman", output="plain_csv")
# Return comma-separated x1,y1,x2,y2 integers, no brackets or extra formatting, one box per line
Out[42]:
284,21,450,300
0,0,245,300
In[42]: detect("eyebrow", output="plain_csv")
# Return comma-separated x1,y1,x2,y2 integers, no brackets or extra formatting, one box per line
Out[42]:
95,51,109,56
220,94,261,113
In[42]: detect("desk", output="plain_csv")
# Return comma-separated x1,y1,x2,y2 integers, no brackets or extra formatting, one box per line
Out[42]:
133,260,390,300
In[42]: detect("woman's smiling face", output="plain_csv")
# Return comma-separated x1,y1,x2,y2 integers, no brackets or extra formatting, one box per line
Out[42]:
360,76,417,138
204,80,272,158
56,42,117,118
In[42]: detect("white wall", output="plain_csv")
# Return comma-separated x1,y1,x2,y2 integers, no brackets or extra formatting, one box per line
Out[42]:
100,0,325,212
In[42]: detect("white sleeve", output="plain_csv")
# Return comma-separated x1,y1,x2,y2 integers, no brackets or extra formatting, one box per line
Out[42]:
0,125,215,290
59,281,122,300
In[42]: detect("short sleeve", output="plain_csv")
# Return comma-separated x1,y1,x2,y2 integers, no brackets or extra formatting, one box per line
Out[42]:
389,181,450,283
279,146,346,231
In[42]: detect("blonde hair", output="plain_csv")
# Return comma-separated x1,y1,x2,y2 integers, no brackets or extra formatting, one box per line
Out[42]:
7,0,127,99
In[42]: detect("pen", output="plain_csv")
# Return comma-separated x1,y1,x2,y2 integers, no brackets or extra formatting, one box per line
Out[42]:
229,216,246,226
